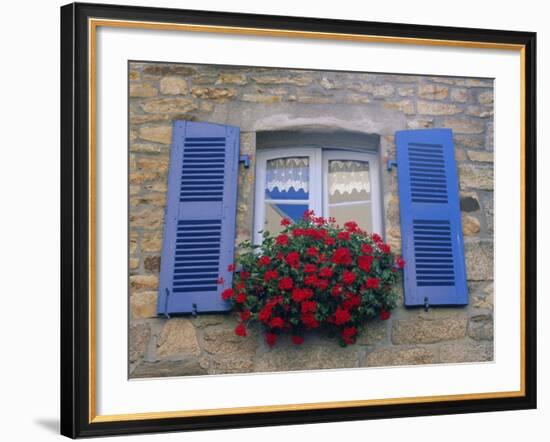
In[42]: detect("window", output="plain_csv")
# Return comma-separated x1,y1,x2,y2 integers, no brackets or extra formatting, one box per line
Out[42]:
254,148,382,244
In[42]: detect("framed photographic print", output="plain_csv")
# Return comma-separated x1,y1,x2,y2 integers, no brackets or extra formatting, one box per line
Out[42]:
60,2,537,438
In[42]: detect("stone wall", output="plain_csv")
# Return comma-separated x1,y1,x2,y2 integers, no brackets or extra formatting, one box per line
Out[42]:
129,62,494,377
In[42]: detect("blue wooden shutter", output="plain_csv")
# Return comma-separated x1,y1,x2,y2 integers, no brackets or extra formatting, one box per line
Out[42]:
157,121,240,315
396,128,468,307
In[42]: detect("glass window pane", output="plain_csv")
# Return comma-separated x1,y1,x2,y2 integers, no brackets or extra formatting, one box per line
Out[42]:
329,202,373,233
328,160,370,204
266,157,309,200
265,203,309,236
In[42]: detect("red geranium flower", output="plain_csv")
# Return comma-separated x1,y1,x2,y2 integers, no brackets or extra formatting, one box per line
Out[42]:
221,288,234,300
325,237,336,246
307,247,319,256
270,317,285,329
304,274,319,287
292,287,313,302
338,231,350,241
291,335,304,345
280,218,291,226
341,326,357,344
301,312,320,329
316,278,329,290
344,221,359,232
379,243,391,254
334,307,351,325
343,294,361,310
358,255,374,272
265,332,277,347
380,309,391,320
240,310,251,321
234,323,247,337
285,251,300,268
216,277,225,285
396,256,406,269
342,270,356,285
235,292,247,303
278,277,294,290
331,284,343,297
258,255,271,266
361,244,373,254
227,264,236,272
318,267,333,278
304,263,317,273
292,228,305,237
301,300,317,314
372,233,382,243
366,277,379,289
332,247,352,265
275,234,289,246
264,269,279,282
258,305,273,322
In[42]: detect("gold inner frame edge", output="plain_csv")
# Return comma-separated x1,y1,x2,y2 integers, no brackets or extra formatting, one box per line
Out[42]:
87,17,527,423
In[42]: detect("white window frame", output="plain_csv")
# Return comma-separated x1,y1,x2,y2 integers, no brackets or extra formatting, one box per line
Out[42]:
254,147,382,245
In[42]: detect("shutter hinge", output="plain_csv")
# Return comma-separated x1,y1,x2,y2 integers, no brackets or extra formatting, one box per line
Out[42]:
424,296,430,312
163,288,171,319
239,154,250,168
191,303,198,318
387,159,398,171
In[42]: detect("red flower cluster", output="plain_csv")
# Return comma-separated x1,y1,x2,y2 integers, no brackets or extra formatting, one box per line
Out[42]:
222,211,402,347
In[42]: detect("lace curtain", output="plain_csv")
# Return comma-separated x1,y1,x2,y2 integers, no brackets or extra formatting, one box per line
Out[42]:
328,160,370,196
265,157,371,196
266,157,309,193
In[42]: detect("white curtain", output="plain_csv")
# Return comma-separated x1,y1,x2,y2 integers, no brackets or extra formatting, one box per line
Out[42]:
266,157,309,193
328,160,370,196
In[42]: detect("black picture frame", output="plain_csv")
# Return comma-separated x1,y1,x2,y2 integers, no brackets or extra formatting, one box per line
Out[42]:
60,2,537,438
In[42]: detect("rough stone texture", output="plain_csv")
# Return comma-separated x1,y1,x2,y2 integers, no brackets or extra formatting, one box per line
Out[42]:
129,274,159,291
417,101,462,115
392,317,467,344
471,283,494,310
140,97,197,114
440,341,493,363
128,62,494,378
459,164,494,190
366,347,437,367
467,150,493,162
465,241,494,281
130,83,158,98
138,125,172,144
157,319,201,358
132,359,207,378
417,84,448,100
356,320,388,345
129,324,150,364
468,314,494,340
255,339,360,372
160,76,189,95
130,291,157,319
462,214,481,236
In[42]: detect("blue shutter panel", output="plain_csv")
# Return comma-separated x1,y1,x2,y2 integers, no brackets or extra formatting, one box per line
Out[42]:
157,121,240,315
396,129,468,307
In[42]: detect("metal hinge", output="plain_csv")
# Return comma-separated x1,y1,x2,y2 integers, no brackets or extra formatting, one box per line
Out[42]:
163,288,171,319
424,296,430,312
387,159,398,171
239,154,250,168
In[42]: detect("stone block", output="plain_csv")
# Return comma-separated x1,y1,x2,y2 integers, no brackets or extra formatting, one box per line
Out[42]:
157,319,201,358
392,317,467,344
365,346,437,367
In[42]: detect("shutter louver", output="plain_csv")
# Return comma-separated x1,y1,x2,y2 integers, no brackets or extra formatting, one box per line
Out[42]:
157,121,240,315
396,129,468,307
